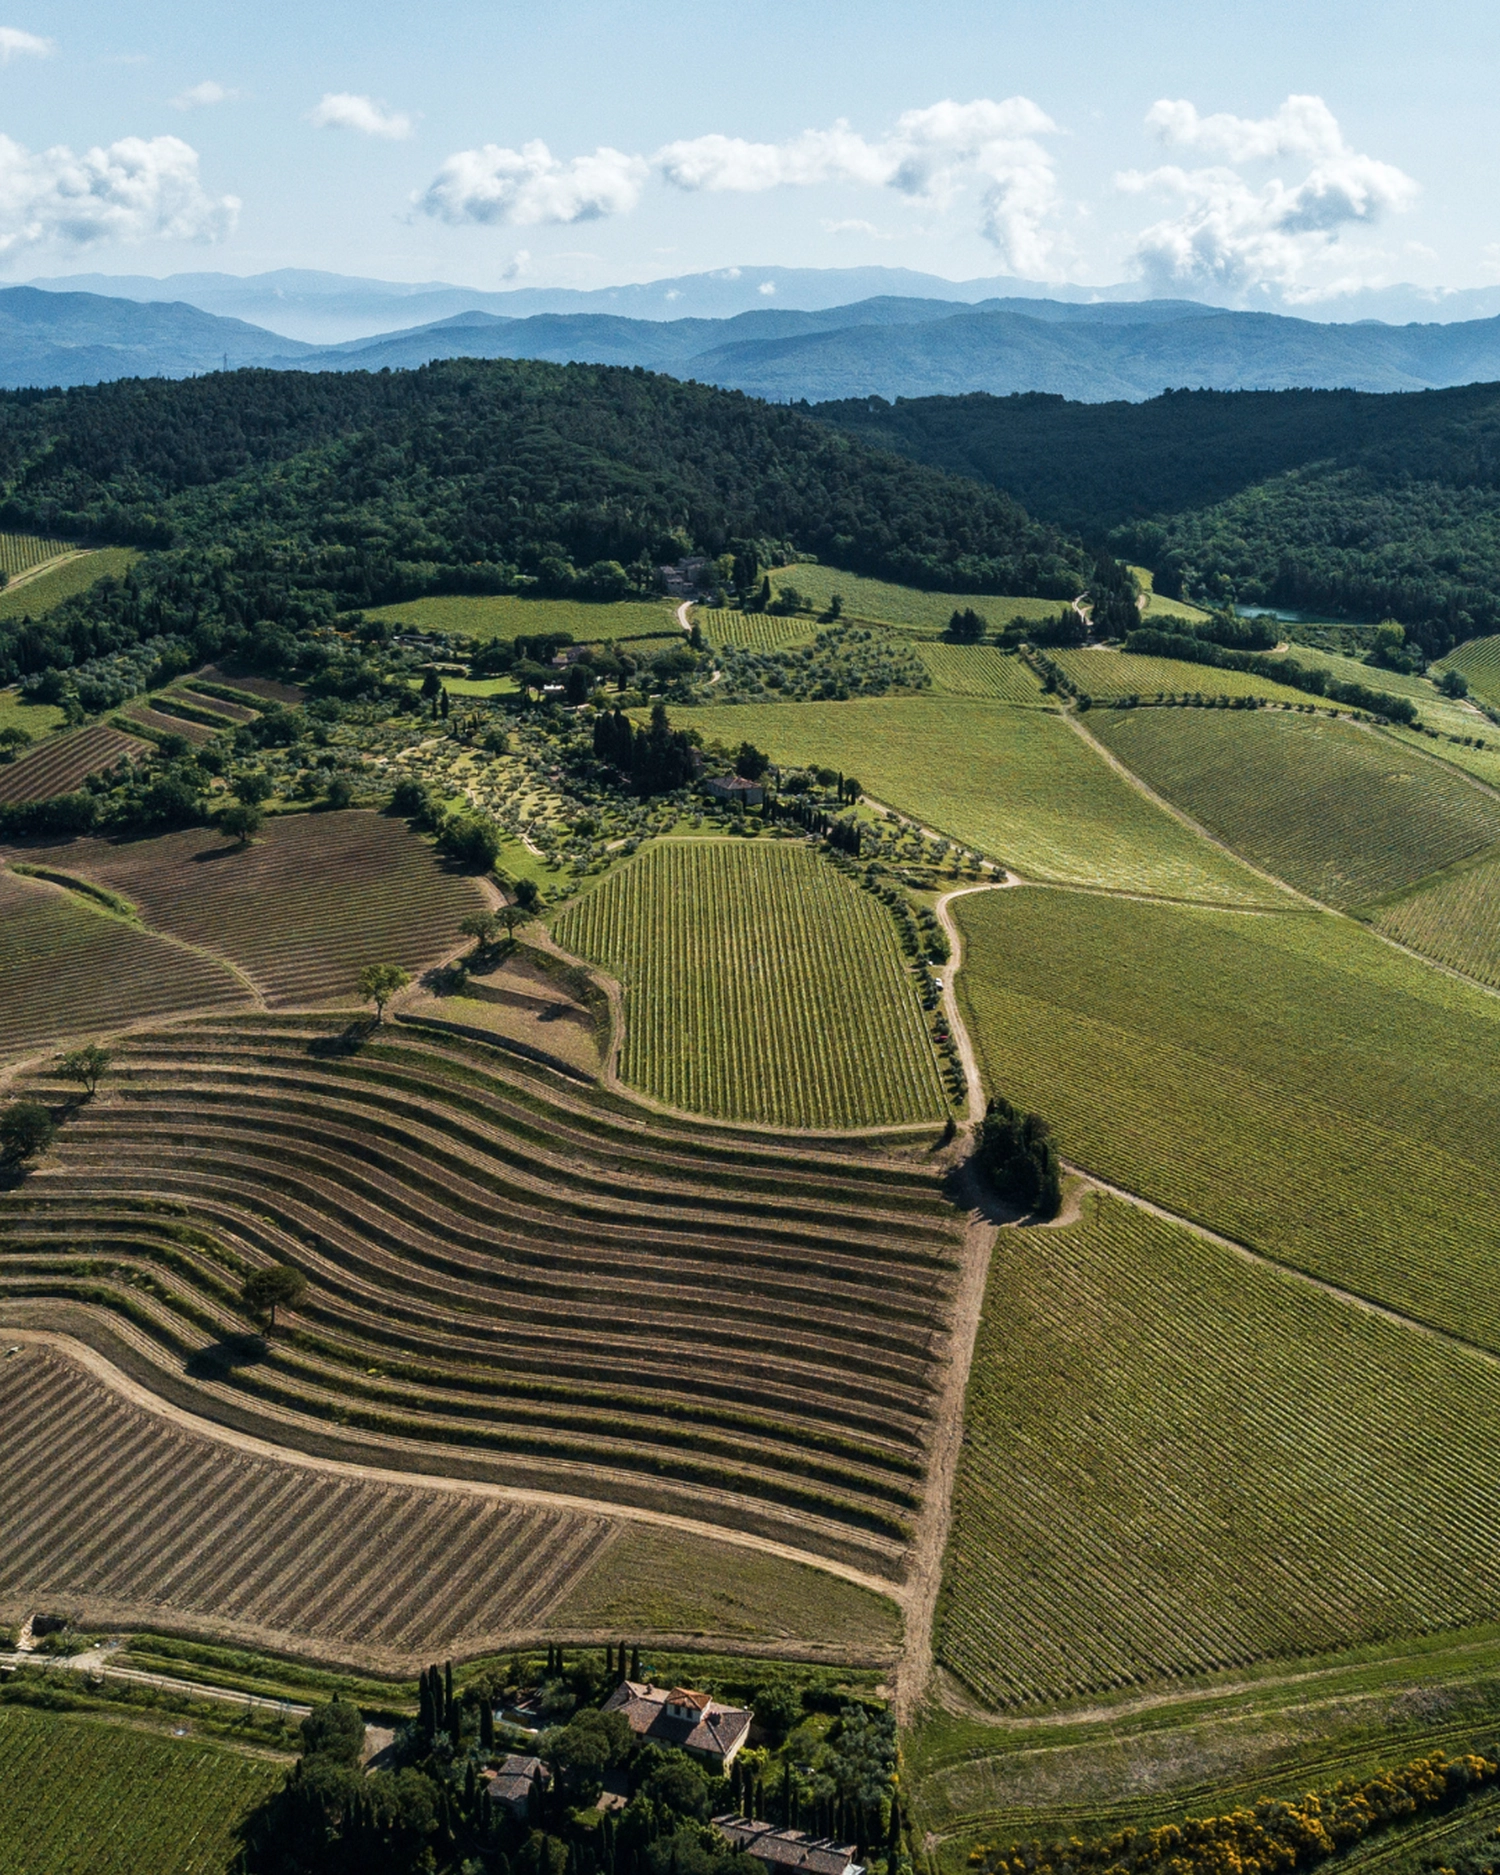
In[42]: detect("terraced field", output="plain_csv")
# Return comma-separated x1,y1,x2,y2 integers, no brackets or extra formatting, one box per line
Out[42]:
699,609,818,651
118,700,217,745
0,1013,963,1573
953,887,1500,1353
1054,649,1354,707
0,1707,278,1875
0,1345,615,1666
0,721,148,804
0,547,138,620
0,870,249,1059
555,841,945,1128
192,666,305,706
672,698,1285,905
1372,850,1500,988
1438,634,1500,707
916,645,1047,702
768,567,1065,636
365,593,680,644
1090,708,1500,907
15,812,487,1006
941,1192,1500,1706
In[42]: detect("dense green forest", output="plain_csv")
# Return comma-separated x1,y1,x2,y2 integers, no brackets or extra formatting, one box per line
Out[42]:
816,382,1500,650
0,360,1085,683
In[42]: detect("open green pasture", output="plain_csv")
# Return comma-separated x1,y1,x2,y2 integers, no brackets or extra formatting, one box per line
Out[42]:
1371,848,1500,989
1090,707,1500,908
1056,649,1353,707
941,1190,1500,1709
1130,567,1211,625
770,565,1067,636
554,838,945,1127
365,592,680,644
0,685,66,740
917,644,1048,702
953,886,1500,1352
671,698,1285,905
0,1707,277,1875
1437,633,1500,707
549,1524,903,1651
0,547,139,620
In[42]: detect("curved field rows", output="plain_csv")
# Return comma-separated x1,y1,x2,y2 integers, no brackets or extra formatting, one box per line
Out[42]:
0,871,251,1059
1438,634,1500,708
940,1193,1500,1707
554,841,945,1128
1091,707,1500,908
11,812,488,1006
0,722,148,805
0,1345,614,1667
0,1015,962,1571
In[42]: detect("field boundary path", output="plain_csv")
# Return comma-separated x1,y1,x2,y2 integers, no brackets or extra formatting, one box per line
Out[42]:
0,1327,901,1604
0,1642,313,1723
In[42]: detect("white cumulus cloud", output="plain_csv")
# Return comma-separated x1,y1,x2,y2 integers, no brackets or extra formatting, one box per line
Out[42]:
421,98,1067,273
1122,95,1419,294
171,80,238,111
0,133,239,254
308,92,414,140
418,140,648,225
0,27,51,63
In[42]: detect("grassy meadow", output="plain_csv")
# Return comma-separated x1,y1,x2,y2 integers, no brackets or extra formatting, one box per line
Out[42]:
769,565,1068,635
365,593,681,643
1090,707,1500,907
0,1707,277,1875
554,839,945,1127
672,697,1286,905
940,1190,1500,1708
0,685,66,740
953,886,1500,1352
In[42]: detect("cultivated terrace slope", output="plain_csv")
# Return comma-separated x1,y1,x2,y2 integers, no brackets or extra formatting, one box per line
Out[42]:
0,1013,963,1578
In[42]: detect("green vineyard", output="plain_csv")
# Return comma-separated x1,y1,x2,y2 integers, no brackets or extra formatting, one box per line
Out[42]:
1052,648,1341,706
940,1193,1500,1706
363,592,680,644
1373,849,1500,988
0,530,71,575
0,547,139,621
1438,633,1500,707
768,566,1063,636
0,1708,277,1875
554,839,945,1128
953,886,1500,1354
1090,707,1500,907
673,698,1285,905
916,644,1047,702
698,609,819,651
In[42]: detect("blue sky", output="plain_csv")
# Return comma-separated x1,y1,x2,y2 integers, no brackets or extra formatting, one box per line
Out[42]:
3,0,1497,297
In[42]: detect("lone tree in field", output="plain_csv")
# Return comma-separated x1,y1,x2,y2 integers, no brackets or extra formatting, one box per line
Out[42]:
241,1263,308,1331
218,802,263,847
460,911,502,957
0,1100,56,1162
359,962,411,1021
59,1043,112,1099
975,1092,1062,1219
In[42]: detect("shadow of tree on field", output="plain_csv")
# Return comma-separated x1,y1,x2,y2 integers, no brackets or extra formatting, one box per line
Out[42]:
307,1017,376,1057
185,1332,269,1381
945,1157,1032,1227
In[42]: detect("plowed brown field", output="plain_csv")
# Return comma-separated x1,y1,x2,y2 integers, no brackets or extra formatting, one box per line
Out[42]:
0,723,149,805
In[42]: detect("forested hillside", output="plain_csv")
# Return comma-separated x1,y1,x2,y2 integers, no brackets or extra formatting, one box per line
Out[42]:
0,359,1085,683
817,382,1500,647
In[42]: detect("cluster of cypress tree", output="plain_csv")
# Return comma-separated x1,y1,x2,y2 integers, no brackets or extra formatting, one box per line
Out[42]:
976,1093,1062,1217
592,702,699,794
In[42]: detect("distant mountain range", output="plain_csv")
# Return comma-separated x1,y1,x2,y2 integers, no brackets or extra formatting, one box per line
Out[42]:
9,277,1500,402
30,264,1500,343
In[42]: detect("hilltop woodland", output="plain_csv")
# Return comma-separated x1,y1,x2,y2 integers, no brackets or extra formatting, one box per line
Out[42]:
0,358,1084,692
816,380,1500,653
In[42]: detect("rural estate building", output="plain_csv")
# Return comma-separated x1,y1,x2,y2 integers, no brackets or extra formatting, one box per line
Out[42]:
713,1818,864,1875
482,1754,548,1819
703,775,765,807
600,1680,752,1770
